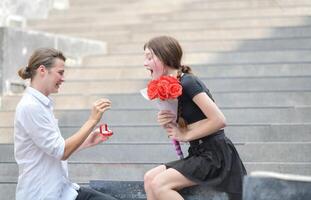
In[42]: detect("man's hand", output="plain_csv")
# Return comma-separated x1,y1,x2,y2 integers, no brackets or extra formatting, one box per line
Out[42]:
90,98,111,123
78,128,110,150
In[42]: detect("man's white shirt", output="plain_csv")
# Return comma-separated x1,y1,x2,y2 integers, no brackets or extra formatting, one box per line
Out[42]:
14,87,79,200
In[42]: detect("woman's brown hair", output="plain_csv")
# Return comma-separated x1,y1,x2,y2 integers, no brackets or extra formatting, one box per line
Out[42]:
144,35,192,75
18,48,66,80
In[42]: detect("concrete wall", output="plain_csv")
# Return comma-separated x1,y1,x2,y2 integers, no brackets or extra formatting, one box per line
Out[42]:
0,0,69,27
0,31,3,97
0,26,107,94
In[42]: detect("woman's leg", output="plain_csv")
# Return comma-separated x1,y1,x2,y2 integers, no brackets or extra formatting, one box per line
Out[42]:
151,168,197,200
144,165,166,200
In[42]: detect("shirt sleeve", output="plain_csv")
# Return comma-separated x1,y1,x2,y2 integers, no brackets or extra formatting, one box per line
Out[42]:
20,104,65,160
182,75,205,99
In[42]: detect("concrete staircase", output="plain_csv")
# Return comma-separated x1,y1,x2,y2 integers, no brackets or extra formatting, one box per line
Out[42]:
1,0,311,198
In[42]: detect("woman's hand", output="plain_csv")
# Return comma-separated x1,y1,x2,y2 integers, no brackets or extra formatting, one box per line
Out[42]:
165,122,187,142
90,98,111,123
157,110,176,126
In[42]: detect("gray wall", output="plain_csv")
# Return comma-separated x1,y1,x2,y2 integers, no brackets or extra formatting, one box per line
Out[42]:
0,0,69,27
0,27,107,94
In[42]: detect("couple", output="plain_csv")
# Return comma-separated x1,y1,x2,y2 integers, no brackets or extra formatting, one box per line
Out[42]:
14,36,246,200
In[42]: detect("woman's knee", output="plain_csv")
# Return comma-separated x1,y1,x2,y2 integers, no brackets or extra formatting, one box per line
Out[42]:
144,171,153,188
150,175,169,196
144,166,165,187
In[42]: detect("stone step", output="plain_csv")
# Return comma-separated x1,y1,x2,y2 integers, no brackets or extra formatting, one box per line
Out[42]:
28,16,143,27
183,0,311,10
83,50,311,66
62,63,311,80
47,5,183,20
167,8,311,21
68,0,185,11
0,183,88,200
1,124,311,144
44,142,311,164
46,6,311,21
67,0,311,11
89,180,229,200
1,163,311,200
2,142,311,163
128,26,311,42
29,0,311,32
0,184,15,200
245,162,311,177
31,0,194,27
0,106,311,127
109,38,311,54
181,0,311,10
62,26,311,43
152,17,311,31
71,0,136,5
31,16,311,33
69,25,311,43
50,77,311,94
1,106,311,127
3,91,311,110
2,162,311,184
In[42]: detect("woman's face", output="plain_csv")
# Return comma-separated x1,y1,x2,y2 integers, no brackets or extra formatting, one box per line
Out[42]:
143,48,164,80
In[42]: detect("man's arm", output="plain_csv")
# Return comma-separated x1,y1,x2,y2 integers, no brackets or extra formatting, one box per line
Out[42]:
62,98,111,160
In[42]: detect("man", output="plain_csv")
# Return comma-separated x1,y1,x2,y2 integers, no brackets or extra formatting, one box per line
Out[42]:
14,48,117,200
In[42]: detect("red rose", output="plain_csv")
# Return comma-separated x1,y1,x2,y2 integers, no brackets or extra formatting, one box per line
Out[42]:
169,83,182,98
147,80,158,100
157,79,170,100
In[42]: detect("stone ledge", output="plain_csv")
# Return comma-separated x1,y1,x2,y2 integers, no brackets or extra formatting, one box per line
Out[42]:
90,180,229,200
243,171,311,200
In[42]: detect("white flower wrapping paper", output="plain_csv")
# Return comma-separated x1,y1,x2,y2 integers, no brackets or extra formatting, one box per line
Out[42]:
140,88,184,159
155,99,178,121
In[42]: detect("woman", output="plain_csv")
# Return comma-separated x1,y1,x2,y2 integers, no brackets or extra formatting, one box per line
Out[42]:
14,48,117,200
143,36,246,200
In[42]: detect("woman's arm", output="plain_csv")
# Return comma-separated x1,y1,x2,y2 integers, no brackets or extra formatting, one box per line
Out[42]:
165,92,226,142
184,92,226,141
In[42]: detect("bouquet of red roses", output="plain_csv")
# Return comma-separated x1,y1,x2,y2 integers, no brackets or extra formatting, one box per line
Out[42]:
147,76,182,100
141,75,184,159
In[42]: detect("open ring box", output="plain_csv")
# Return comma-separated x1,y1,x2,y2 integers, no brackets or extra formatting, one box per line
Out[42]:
99,124,113,137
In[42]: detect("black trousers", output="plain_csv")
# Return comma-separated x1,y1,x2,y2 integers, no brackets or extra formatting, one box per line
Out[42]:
76,187,118,200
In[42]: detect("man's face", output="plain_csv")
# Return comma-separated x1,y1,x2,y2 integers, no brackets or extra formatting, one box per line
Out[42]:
45,58,65,95
144,48,164,80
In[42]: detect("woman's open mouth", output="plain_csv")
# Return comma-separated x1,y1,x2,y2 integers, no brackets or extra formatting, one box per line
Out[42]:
147,68,153,76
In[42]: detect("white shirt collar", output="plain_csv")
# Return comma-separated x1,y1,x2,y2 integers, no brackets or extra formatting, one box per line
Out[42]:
26,87,53,107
